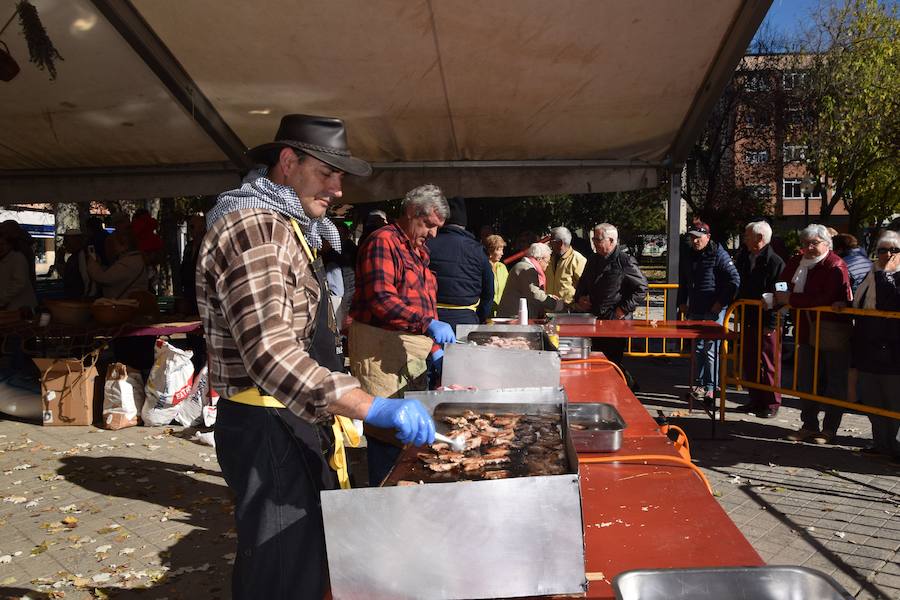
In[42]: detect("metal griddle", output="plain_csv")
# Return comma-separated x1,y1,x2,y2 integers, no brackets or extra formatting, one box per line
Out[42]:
321,387,587,600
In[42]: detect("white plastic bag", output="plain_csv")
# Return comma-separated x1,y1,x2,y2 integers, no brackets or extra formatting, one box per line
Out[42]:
101,363,144,430
175,365,209,427
142,339,194,427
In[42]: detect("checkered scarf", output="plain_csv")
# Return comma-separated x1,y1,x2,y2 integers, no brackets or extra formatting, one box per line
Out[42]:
207,167,341,252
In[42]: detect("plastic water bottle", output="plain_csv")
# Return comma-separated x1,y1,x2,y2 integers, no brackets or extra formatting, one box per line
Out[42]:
518,298,528,325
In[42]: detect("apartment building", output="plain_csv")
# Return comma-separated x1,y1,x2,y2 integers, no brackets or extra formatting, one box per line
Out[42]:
732,54,847,228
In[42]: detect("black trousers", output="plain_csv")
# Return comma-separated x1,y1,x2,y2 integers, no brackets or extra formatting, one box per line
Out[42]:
215,399,332,600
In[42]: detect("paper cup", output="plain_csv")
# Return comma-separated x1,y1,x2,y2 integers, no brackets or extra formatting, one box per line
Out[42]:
762,292,774,309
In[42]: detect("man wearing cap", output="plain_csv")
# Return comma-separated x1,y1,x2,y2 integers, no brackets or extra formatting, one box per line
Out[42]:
545,226,587,305
426,196,495,330
349,184,457,484
196,114,436,600
677,221,740,405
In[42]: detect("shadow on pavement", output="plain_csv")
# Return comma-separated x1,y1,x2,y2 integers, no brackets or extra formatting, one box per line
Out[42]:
48,455,233,598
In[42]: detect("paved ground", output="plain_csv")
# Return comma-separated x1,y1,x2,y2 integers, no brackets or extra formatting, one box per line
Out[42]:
0,356,897,599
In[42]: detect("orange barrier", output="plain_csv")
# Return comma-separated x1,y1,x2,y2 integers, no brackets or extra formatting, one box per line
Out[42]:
719,299,900,422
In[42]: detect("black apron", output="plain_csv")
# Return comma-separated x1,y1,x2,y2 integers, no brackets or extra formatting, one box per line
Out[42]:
270,251,343,491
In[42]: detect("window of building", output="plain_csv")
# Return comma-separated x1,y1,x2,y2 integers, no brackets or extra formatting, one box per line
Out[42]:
744,72,771,92
745,185,771,201
783,144,808,162
785,107,806,125
783,178,822,199
744,149,770,164
782,71,808,91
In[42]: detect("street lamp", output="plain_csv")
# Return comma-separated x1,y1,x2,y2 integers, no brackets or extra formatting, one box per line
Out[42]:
800,176,818,225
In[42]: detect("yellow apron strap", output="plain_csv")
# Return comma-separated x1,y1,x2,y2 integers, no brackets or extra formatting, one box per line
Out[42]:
436,301,480,311
290,219,316,262
329,415,361,489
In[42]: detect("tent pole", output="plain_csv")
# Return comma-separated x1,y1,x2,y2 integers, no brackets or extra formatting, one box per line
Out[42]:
666,167,683,321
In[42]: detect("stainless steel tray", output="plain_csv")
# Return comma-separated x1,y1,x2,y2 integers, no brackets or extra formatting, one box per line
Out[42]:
442,343,561,389
547,312,597,325
456,323,549,350
613,566,853,600
567,403,625,453
557,336,591,360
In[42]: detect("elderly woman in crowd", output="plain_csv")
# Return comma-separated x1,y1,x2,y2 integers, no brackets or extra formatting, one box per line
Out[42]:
483,234,508,315
776,224,852,444
86,229,149,299
496,242,561,319
850,230,900,463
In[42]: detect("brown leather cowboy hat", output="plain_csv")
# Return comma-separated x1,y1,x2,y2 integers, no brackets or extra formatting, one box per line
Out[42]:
246,114,372,177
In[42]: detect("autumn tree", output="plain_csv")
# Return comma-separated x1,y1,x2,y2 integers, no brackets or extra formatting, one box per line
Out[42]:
803,0,900,231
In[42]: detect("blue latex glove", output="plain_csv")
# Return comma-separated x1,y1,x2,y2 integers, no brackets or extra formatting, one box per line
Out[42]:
365,397,435,446
426,319,456,344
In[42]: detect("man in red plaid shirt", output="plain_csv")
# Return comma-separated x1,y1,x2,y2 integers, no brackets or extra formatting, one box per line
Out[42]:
349,183,456,483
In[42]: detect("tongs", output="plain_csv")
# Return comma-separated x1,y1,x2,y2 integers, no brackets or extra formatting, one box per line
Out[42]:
434,432,466,452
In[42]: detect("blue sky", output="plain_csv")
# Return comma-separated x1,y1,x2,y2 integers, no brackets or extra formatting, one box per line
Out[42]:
759,0,823,39
754,0,897,49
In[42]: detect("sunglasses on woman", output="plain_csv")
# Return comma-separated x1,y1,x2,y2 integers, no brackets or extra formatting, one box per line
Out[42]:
876,247,900,255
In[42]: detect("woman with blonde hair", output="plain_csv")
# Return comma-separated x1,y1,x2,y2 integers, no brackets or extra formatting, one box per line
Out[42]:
483,234,508,314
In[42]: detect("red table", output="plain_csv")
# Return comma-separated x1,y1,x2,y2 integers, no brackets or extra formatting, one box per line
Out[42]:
557,319,729,341
558,320,734,435
559,361,762,598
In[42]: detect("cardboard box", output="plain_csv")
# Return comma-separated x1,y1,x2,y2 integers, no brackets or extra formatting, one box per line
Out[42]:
33,358,98,426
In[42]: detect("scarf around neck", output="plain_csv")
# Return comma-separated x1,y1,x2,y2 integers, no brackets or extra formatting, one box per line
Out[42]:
526,257,547,289
207,167,341,253
855,261,898,310
791,251,828,293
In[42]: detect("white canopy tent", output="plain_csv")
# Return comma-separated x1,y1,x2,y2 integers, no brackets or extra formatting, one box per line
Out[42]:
1,0,770,206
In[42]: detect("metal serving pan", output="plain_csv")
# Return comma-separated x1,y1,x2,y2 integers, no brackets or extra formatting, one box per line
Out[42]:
567,403,626,453
547,312,598,326
456,323,549,350
613,566,853,600
557,336,591,360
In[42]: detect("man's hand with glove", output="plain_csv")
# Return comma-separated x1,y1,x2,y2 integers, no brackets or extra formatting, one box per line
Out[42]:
364,397,436,446
426,319,456,344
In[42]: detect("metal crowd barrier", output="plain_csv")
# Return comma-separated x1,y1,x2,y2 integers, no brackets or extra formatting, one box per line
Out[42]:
718,299,900,423
624,283,689,358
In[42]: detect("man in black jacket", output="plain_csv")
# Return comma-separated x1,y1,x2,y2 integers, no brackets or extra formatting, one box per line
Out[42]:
677,222,740,404
734,221,785,418
426,197,494,331
573,223,648,381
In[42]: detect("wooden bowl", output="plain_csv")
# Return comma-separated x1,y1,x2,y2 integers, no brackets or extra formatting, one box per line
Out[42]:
44,299,93,326
91,301,138,326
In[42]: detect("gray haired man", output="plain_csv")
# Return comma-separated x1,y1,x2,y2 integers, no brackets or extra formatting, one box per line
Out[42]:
546,226,587,305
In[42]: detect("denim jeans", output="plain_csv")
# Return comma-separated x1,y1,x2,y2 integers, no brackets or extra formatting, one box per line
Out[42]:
215,399,333,600
689,309,725,392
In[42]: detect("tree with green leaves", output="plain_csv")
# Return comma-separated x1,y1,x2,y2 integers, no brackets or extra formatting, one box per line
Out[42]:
803,0,900,232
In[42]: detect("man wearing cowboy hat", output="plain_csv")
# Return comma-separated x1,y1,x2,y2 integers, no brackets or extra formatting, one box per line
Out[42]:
196,114,436,599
